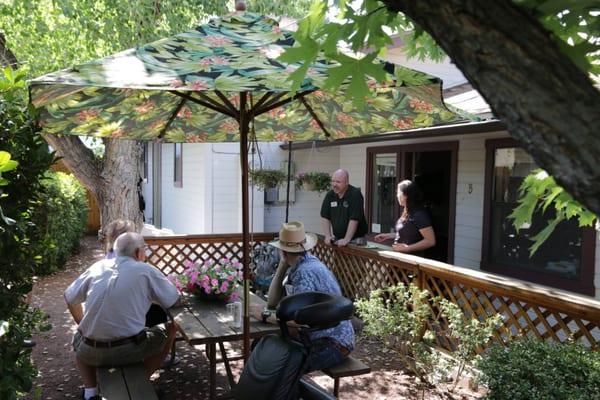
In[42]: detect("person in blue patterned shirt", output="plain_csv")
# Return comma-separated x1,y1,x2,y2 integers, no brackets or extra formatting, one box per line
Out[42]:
266,221,355,371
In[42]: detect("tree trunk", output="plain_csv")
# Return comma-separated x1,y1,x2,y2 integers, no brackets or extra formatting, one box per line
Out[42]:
0,32,18,68
43,135,143,234
383,0,600,215
2,39,143,235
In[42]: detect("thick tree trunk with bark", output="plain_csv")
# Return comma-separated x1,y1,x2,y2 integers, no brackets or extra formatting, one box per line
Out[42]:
383,0,600,215
2,40,143,235
0,32,18,68
43,135,143,234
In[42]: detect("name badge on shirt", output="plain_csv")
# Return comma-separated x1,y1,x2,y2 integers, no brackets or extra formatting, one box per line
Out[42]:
331,201,338,207
284,284,295,295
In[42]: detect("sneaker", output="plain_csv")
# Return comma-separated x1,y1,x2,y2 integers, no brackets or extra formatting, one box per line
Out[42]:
81,389,101,400
161,355,181,369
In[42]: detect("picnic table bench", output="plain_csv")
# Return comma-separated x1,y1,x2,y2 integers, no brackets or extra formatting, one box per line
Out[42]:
98,363,158,400
322,355,371,397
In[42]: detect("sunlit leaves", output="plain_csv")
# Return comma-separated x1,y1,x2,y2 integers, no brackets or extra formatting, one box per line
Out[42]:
509,169,598,255
516,0,600,76
1,0,314,79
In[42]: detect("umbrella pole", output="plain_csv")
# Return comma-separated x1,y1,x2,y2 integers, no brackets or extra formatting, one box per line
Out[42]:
285,141,292,223
239,92,251,361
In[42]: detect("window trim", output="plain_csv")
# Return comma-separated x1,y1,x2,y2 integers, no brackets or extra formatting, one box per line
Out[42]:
365,141,458,263
174,143,183,188
481,138,596,295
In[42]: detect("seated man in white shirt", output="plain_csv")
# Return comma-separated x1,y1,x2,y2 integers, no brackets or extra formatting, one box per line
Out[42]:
64,232,179,400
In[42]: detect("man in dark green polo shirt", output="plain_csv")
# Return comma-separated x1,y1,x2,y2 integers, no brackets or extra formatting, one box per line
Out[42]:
320,169,368,247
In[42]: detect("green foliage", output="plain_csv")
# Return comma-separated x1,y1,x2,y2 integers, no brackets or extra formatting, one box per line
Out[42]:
295,171,331,192
356,284,449,385
0,68,54,399
356,283,501,388
0,151,18,186
517,0,600,76
477,338,600,400
249,168,286,190
32,171,88,275
509,169,597,255
0,0,314,79
281,0,598,104
437,300,503,390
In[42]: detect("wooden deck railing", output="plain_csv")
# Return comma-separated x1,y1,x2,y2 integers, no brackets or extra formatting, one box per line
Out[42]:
145,233,600,352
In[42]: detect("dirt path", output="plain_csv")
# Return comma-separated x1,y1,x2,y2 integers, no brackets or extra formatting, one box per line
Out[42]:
26,236,482,400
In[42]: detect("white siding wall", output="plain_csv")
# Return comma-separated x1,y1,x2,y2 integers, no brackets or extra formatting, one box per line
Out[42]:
259,142,340,233
153,134,600,299
208,143,264,234
160,143,206,234
156,143,264,235
454,137,487,269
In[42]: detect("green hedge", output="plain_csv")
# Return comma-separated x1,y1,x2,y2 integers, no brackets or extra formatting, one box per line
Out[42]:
32,171,88,275
477,338,600,400
0,67,54,399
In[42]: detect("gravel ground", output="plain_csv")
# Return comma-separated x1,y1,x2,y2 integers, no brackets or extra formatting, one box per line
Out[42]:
25,235,484,400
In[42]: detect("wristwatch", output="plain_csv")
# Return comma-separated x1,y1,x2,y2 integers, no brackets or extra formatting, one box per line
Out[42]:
261,308,275,323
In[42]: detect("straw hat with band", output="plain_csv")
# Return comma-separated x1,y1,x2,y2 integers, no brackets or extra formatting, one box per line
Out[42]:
269,221,318,253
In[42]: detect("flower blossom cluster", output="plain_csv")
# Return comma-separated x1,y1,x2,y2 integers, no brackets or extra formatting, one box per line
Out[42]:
169,258,242,302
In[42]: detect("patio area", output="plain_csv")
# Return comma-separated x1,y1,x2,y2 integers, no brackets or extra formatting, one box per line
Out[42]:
26,233,600,399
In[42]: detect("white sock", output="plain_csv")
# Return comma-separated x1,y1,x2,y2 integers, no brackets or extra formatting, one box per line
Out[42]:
84,387,99,399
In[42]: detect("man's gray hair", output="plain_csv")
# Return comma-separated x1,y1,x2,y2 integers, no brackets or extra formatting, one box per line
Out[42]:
114,232,145,257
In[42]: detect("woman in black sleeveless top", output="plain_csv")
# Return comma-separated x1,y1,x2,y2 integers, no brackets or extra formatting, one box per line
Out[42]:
374,180,436,254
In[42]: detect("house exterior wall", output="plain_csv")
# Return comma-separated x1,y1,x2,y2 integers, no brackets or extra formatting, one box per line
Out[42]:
145,143,264,235
147,134,600,299
261,131,600,299
257,142,340,233
159,143,206,234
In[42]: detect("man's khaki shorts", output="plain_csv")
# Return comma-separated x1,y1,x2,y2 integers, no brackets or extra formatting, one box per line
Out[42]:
73,324,168,367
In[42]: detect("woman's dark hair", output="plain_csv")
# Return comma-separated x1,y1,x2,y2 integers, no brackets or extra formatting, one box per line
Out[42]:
398,180,425,220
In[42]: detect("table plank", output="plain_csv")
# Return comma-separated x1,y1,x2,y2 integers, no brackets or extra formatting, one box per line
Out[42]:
172,292,277,345
171,306,212,342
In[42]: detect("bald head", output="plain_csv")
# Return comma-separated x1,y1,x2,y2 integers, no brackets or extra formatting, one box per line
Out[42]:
331,169,349,196
114,232,146,258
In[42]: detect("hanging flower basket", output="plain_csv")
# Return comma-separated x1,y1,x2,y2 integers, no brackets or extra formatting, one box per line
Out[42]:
295,171,331,193
249,168,286,191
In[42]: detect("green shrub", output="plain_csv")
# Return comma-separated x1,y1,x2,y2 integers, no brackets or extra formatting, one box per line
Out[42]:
32,171,88,275
477,338,600,400
356,284,449,385
356,283,502,388
0,67,54,399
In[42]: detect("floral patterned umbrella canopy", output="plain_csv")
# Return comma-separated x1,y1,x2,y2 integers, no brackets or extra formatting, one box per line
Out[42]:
29,11,462,358
29,12,461,142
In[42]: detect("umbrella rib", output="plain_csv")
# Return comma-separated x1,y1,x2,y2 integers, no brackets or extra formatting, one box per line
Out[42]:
253,90,315,116
213,91,240,119
172,91,237,119
300,97,332,139
252,92,287,115
158,97,188,139
251,93,273,112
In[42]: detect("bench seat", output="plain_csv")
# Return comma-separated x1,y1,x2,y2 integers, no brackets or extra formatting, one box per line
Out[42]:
98,363,158,400
322,356,371,397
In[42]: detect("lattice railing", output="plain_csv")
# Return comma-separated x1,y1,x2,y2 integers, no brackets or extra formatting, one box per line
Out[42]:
326,243,600,351
144,233,276,277
145,233,600,351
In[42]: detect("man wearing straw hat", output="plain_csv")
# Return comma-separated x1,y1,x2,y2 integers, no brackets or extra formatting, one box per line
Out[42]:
263,221,355,371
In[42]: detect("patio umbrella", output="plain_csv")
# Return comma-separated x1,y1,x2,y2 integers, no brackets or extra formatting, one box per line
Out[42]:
29,11,463,358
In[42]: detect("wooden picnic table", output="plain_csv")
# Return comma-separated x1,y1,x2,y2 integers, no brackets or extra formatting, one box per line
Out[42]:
169,292,279,400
